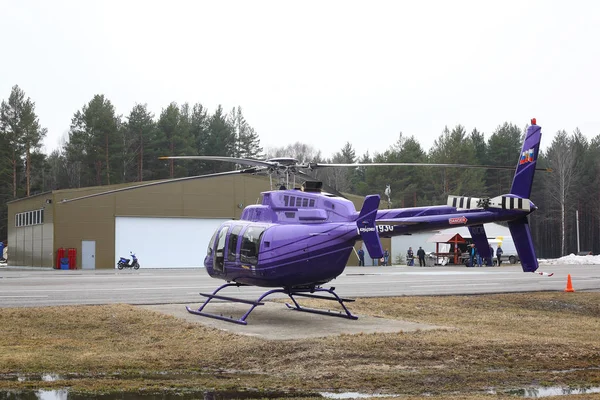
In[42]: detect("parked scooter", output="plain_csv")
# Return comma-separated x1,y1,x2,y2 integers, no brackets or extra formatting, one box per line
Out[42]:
117,252,140,270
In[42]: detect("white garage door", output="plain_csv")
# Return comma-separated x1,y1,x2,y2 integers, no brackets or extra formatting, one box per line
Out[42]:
115,216,230,269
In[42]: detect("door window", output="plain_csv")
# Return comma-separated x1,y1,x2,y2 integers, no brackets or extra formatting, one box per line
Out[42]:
240,226,266,265
227,225,243,262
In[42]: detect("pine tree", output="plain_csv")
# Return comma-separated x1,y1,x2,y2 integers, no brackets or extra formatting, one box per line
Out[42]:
0,85,47,197
204,105,235,173
229,106,262,160
64,95,120,186
156,102,195,178
486,122,522,194
321,142,357,192
429,125,485,197
123,104,155,182
363,133,428,207
188,103,209,175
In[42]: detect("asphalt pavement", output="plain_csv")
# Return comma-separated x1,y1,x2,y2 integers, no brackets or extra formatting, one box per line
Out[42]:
1,264,599,308
1,263,598,339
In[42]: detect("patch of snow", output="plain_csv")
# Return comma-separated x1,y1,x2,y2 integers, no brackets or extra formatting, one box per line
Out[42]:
538,254,600,265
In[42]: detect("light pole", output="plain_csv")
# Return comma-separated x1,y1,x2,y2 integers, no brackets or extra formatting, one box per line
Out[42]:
576,209,580,253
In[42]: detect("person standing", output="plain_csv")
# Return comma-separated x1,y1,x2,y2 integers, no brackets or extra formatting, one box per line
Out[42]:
417,246,426,266
468,244,476,267
407,247,414,266
383,249,390,266
496,245,503,266
488,245,494,266
358,248,365,266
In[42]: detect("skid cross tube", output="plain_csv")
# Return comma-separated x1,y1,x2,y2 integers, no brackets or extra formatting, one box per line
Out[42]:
186,283,358,325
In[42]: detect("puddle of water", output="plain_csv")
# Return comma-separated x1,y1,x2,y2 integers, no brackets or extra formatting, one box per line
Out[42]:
489,386,600,398
550,366,600,373
3,381,600,399
3,374,64,383
320,392,394,399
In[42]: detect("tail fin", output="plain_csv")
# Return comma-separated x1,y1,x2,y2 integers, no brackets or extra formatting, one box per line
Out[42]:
357,195,384,259
508,119,542,272
508,217,538,272
510,119,542,198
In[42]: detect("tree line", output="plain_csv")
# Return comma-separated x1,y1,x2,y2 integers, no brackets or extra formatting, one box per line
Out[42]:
1,84,597,258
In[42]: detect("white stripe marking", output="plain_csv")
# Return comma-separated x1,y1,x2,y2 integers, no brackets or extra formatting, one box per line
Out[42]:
410,283,501,288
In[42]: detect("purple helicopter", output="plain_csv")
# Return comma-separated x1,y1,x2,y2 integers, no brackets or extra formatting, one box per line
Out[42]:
63,119,547,325
163,119,546,325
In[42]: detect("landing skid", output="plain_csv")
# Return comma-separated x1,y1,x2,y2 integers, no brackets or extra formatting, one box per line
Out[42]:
186,282,358,325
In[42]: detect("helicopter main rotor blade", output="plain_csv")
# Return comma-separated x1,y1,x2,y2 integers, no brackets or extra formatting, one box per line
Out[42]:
309,162,551,172
60,168,258,204
159,155,277,169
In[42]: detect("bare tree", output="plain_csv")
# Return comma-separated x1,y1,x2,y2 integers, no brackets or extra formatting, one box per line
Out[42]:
544,130,581,256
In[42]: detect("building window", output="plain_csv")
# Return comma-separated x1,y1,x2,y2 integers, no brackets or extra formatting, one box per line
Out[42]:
15,208,45,227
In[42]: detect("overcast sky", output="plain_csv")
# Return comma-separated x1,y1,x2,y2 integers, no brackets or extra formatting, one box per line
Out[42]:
1,0,599,160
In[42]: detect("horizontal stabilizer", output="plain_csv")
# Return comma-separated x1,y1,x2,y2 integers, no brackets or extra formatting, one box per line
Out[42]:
488,196,532,211
447,195,483,210
448,195,531,211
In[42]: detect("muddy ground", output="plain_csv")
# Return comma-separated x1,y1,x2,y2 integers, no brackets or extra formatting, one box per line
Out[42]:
1,292,600,399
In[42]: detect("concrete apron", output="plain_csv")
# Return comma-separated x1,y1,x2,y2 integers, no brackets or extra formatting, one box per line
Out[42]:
140,302,447,340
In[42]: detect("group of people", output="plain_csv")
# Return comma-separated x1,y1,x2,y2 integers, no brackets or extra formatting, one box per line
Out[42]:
406,246,427,266
358,243,505,268
357,246,427,266
357,248,390,266
468,243,503,267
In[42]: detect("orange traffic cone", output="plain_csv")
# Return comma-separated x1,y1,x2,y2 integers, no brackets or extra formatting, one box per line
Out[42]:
564,274,575,292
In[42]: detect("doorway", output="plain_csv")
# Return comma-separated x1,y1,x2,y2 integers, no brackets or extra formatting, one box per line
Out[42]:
81,240,96,270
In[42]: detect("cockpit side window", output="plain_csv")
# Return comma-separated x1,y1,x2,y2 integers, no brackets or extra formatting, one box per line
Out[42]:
227,225,243,262
240,226,266,265
214,226,229,272
207,230,218,256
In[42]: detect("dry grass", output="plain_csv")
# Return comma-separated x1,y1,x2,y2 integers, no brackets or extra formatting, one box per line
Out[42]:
1,292,600,398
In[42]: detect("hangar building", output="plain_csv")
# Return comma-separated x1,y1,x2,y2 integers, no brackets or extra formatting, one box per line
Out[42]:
7,175,373,269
